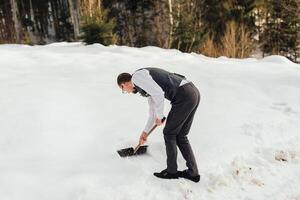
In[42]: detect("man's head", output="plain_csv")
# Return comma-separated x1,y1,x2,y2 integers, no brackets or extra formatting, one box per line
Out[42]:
117,73,136,93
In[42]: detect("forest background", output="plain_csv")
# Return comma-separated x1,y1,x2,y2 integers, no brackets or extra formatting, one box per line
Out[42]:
1,0,300,62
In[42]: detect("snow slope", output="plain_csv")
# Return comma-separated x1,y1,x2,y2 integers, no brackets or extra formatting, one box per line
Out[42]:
0,43,300,200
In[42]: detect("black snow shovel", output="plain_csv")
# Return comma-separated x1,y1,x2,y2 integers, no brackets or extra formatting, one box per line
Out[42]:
117,117,165,157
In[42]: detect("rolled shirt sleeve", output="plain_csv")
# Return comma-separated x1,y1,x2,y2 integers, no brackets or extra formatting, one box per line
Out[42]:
132,69,165,132
143,98,156,133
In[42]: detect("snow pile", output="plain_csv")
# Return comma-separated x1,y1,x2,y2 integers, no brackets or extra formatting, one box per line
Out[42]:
0,43,300,200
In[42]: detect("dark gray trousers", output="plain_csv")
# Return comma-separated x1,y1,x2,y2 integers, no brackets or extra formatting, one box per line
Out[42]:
163,82,200,176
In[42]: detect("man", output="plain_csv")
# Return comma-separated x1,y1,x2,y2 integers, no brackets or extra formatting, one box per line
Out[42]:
117,67,200,183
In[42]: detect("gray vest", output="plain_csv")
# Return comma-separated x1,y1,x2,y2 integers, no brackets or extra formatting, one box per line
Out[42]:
134,67,186,101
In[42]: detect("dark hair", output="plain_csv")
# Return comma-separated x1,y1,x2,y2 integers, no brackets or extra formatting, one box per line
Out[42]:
117,73,132,86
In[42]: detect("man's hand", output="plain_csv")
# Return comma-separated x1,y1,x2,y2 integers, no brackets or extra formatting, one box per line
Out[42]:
155,118,165,126
139,132,148,145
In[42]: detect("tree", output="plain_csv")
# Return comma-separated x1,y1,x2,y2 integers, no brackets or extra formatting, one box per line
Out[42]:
171,0,203,52
224,0,257,36
0,0,16,43
201,0,227,44
200,0,256,58
10,0,21,43
260,0,300,62
221,21,254,58
68,0,80,40
81,6,118,45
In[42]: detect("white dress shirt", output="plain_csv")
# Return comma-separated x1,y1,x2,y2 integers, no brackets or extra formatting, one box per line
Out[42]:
132,69,165,133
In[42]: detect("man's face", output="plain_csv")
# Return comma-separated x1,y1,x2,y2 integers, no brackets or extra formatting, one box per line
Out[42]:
119,81,135,93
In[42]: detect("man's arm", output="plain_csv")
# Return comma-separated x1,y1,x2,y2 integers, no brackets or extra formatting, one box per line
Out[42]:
143,98,156,133
139,98,155,145
132,69,165,120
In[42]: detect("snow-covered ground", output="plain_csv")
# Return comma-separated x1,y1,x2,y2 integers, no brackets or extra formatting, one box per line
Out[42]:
0,43,300,200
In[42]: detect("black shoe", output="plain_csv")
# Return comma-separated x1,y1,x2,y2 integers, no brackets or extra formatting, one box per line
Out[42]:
178,170,200,183
153,169,179,179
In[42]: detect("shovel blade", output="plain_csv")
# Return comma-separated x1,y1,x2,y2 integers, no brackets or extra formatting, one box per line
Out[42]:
117,145,148,157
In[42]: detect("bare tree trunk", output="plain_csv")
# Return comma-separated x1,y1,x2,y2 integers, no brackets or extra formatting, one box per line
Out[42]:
27,0,38,44
167,0,173,48
124,12,134,46
188,36,195,53
174,2,181,49
68,0,80,40
75,0,81,39
0,2,12,42
10,0,21,43
80,0,101,17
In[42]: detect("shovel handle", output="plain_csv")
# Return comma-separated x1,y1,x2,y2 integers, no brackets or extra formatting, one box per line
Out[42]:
133,117,166,154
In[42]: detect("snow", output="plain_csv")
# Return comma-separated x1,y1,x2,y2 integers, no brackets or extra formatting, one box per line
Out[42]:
0,43,300,200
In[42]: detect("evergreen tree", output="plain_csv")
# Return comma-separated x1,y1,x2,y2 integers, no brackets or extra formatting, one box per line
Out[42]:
200,0,256,42
103,0,162,47
224,0,257,35
260,0,300,62
201,0,226,44
81,7,118,45
171,0,203,52
200,0,257,57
